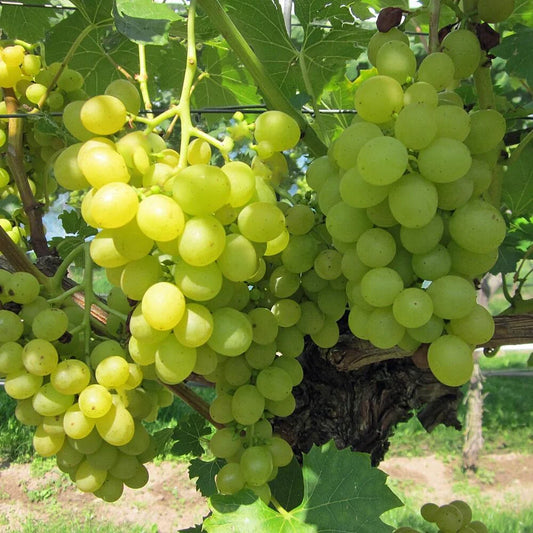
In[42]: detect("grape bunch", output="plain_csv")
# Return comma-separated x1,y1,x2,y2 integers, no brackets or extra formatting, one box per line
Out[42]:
394,499,489,532
303,23,506,388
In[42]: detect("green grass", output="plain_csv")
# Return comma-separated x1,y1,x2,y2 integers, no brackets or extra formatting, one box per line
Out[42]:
388,350,532,457
10,517,157,533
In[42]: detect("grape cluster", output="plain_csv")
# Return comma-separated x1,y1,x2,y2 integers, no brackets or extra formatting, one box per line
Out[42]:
0,269,167,502
304,24,506,388
394,499,489,533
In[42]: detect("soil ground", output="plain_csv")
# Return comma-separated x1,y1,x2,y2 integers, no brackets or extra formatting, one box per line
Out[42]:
0,453,531,532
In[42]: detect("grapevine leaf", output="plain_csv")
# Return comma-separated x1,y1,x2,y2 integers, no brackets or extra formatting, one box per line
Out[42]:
188,457,225,498
502,143,533,216
268,456,304,512
0,0,53,42
152,427,174,456
49,236,86,260
291,441,401,532
0,195,21,219
70,0,113,24
204,490,317,532
171,413,211,457
178,524,204,533
113,0,182,46
45,12,138,96
492,26,533,87
58,210,85,235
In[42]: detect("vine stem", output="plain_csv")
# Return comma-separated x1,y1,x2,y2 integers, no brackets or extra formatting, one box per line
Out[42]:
428,0,442,53
3,88,50,258
137,44,154,120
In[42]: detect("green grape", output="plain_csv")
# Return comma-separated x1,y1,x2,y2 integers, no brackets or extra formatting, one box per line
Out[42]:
356,228,396,268
395,103,437,150
89,182,138,229
240,445,273,486
348,306,370,340
305,155,336,191
63,403,96,439
203,277,235,311
94,474,124,502
208,307,253,356
54,143,91,190
123,463,149,489
256,366,292,401
105,78,141,115
155,335,196,384
173,164,231,216
477,0,515,22
57,68,84,92
237,202,285,243
95,356,130,389
285,204,315,235
120,255,161,301
450,500,473,525
217,233,258,282
418,138,472,184
357,136,408,186
271,299,301,328
232,384,265,425
388,173,438,228
142,281,185,331
111,221,154,262
311,316,340,348
4,369,42,399
25,83,47,104
403,81,438,107
254,110,300,151
412,244,452,280
5,271,40,304
80,95,127,135
193,344,218,375
434,105,471,141
21,53,41,76
468,521,489,533
247,308,278,345
244,342,277,370
463,109,506,154
317,175,342,214
32,383,74,417
317,288,347,320
276,326,304,358
427,275,477,320
447,241,498,278
389,249,417,287
173,303,213,348
116,130,151,170
15,397,43,426
22,339,58,376
301,268,329,293
174,258,222,301
331,121,383,170
0,341,23,374
326,201,372,243
392,288,433,329
0,310,23,342
78,384,113,418
360,267,404,308
400,214,443,254
75,460,107,493
136,193,185,242
210,427,242,458
89,339,126,369
178,215,226,266
367,28,410,65
313,249,342,280
187,138,212,165
33,424,65,457
216,462,245,494
221,161,255,207
420,502,440,522
78,146,130,188
281,234,320,274
209,392,234,424
297,301,325,335
441,29,481,79
341,246,370,281
272,357,303,387
436,174,474,210
223,355,252,387
68,428,104,455
108,452,139,480
448,199,506,254
264,392,296,417
31,308,69,342
376,40,416,83
96,403,135,446
417,52,456,90
264,228,290,256
367,307,405,349
354,75,404,124
407,314,444,343
468,158,493,196
340,166,390,209
434,503,466,531
447,304,494,345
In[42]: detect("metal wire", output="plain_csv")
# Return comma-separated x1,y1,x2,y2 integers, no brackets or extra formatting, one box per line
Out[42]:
0,0,76,8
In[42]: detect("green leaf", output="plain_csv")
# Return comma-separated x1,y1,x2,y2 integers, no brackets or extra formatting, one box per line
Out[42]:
188,457,225,498
502,143,533,216
49,235,86,260
152,427,174,455
0,0,53,42
70,0,113,24
268,456,304,512
45,12,138,96
492,26,533,88
171,413,211,457
0,195,22,219
204,441,401,532
113,0,182,46
59,210,84,235
205,490,317,532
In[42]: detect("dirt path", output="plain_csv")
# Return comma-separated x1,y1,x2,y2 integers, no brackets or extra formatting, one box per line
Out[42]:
0,453,531,531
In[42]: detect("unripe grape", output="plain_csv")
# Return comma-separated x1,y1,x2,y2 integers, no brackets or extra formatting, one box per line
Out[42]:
254,110,300,151
367,28,409,65
80,95,127,135
105,79,141,115
417,52,455,90
376,40,416,83
354,75,403,124
477,0,515,22
441,29,481,79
